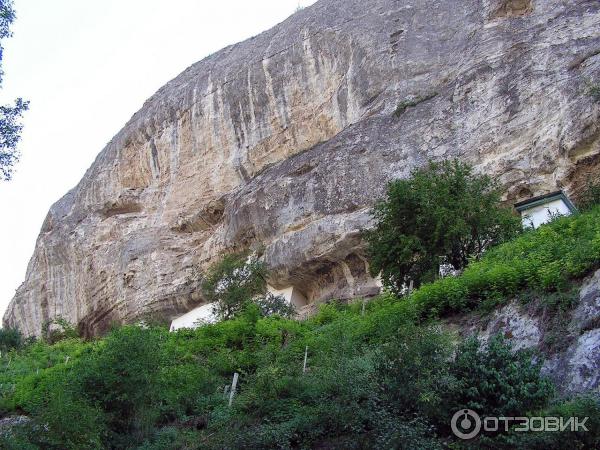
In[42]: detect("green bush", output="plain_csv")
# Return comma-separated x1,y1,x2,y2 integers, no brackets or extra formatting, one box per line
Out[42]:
2,201,600,450
0,327,24,353
367,160,520,293
73,326,164,448
443,335,554,422
0,308,597,449
578,178,600,211
471,395,600,449
408,206,600,318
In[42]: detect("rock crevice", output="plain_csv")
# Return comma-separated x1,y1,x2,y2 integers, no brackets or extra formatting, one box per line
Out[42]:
4,0,600,336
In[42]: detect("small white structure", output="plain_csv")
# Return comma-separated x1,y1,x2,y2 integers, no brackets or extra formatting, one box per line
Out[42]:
169,285,307,331
515,191,577,229
169,303,216,331
267,285,308,308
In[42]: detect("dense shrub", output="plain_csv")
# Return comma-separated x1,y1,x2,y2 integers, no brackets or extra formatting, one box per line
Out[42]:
470,395,600,449
408,206,600,318
202,252,268,320
1,209,600,448
578,178,600,211
0,327,23,353
443,335,554,422
73,326,164,448
0,307,597,449
367,160,520,293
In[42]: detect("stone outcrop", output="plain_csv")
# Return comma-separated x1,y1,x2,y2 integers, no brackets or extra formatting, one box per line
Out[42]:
452,269,600,394
4,0,600,336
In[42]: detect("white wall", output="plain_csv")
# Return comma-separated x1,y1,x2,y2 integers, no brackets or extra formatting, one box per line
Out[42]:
520,199,573,229
170,285,308,331
267,285,308,308
170,303,216,331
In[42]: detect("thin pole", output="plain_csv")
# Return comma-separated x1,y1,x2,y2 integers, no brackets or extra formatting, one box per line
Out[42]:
303,346,308,373
228,372,239,407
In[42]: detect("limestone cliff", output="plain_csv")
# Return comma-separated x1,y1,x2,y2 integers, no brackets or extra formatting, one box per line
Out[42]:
4,0,600,336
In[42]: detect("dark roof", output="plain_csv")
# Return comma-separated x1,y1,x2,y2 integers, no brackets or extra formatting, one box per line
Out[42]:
514,190,577,213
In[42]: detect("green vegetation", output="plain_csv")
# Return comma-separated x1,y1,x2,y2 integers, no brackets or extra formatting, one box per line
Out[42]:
0,0,29,181
2,172,600,448
202,252,295,321
588,81,600,101
0,302,569,449
406,206,600,319
0,327,24,353
578,178,600,211
41,317,79,345
393,92,438,117
367,160,520,293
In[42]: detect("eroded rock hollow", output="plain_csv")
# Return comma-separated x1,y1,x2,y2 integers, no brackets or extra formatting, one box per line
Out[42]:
4,0,600,336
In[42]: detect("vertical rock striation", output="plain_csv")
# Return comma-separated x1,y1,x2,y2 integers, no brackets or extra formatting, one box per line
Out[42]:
4,0,600,336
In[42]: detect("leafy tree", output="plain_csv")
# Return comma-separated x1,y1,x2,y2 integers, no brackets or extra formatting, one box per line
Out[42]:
202,253,295,320
442,334,554,424
367,160,520,293
74,326,163,448
0,326,23,352
255,292,296,319
0,0,28,181
578,177,600,211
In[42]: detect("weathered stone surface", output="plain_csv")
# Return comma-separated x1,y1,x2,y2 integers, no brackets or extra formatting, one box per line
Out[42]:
0,416,30,437
457,270,600,394
476,300,543,351
4,0,600,336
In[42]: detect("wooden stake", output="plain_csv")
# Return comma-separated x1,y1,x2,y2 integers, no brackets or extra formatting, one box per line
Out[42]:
303,346,308,374
361,299,366,316
228,372,239,407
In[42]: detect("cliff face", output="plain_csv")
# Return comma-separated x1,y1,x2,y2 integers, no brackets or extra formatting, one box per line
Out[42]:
453,269,600,395
4,0,600,336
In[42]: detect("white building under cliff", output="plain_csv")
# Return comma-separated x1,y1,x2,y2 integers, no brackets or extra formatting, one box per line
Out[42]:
169,285,308,331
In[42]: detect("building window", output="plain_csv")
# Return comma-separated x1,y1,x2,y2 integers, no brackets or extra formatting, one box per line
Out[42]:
514,191,577,229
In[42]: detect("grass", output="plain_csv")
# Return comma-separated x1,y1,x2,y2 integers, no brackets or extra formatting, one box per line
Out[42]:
406,206,600,319
1,207,600,448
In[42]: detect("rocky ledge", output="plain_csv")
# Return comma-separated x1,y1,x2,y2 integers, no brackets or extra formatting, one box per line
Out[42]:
4,0,600,336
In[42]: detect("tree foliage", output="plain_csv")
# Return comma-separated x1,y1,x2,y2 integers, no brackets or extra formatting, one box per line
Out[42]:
578,177,600,211
202,253,268,320
367,160,520,293
201,252,295,320
444,334,554,419
0,326,23,352
0,0,28,181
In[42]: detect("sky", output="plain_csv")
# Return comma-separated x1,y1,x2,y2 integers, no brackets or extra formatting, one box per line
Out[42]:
0,0,318,320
